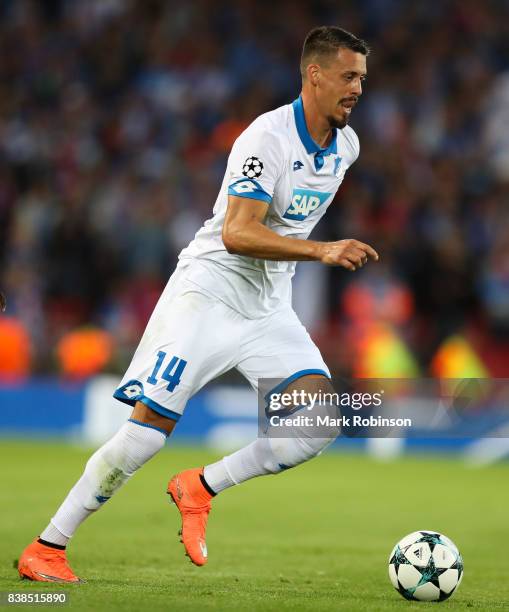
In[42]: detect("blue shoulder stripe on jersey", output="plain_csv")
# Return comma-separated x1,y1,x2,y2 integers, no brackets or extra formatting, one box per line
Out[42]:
263,368,331,403
228,178,272,203
292,96,337,171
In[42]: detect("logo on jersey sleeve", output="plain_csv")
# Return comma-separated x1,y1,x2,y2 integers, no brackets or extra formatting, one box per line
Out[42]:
116,380,144,400
283,188,332,221
228,178,272,203
230,180,258,194
242,156,264,179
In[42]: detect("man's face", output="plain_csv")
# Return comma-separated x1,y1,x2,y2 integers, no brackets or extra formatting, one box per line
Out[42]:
313,48,367,129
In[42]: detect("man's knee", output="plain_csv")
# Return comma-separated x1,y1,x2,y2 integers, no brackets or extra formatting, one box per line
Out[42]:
130,401,177,435
266,373,338,472
283,373,335,398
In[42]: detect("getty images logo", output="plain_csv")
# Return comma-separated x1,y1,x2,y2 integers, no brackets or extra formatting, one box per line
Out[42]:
283,188,331,221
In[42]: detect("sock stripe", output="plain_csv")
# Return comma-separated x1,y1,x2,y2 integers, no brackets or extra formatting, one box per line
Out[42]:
127,418,169,437
37,538,66,550
200,472,217,497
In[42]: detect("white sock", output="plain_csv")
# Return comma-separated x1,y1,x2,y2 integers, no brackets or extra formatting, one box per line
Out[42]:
204,433,336,493
39,522,68,546
40,420,167,545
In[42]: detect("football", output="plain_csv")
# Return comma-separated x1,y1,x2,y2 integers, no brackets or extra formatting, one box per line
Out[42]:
388,530,463,602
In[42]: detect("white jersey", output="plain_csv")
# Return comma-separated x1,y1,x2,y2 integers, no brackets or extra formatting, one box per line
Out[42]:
179,95,360,318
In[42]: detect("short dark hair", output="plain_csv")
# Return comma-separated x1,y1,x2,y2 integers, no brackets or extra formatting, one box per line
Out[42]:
300,26,370,77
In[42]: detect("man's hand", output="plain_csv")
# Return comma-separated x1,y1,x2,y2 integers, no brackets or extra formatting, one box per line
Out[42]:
317,239,379,270
0,291,6,312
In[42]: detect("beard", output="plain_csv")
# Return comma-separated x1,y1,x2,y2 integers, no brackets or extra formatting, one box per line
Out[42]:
327,114,348,129
327,98,357,129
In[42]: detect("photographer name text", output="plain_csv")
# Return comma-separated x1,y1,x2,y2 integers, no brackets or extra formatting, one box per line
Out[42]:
269,414,412,428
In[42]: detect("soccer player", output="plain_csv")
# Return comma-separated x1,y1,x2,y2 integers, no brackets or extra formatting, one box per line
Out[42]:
18,26,377,582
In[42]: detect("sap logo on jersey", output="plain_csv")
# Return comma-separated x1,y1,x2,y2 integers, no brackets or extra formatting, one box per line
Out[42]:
283,189,331,220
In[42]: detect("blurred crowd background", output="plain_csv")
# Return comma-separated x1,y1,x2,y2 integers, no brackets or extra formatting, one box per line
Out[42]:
1,0,508,381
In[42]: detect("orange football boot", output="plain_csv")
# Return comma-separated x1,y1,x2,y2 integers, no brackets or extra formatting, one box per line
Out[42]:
167,468,214,566
18,539,83,583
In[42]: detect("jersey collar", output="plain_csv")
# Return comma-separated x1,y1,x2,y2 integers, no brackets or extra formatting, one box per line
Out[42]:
292,95,337,171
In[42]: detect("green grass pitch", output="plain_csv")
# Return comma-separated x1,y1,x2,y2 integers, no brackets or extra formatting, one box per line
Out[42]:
1,440,508,611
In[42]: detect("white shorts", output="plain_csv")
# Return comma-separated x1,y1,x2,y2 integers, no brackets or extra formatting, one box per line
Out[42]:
114,261,330,421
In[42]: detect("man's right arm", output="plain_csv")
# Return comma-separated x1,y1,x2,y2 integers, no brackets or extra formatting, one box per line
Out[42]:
222,196,379,271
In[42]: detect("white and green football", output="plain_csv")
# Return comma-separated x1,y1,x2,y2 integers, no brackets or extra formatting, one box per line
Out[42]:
388,530,463,602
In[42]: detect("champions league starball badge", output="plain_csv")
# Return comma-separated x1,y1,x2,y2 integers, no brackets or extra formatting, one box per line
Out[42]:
242,156,264,179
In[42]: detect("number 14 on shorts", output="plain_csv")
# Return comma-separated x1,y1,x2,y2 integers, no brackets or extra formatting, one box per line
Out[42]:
146,351,187,392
